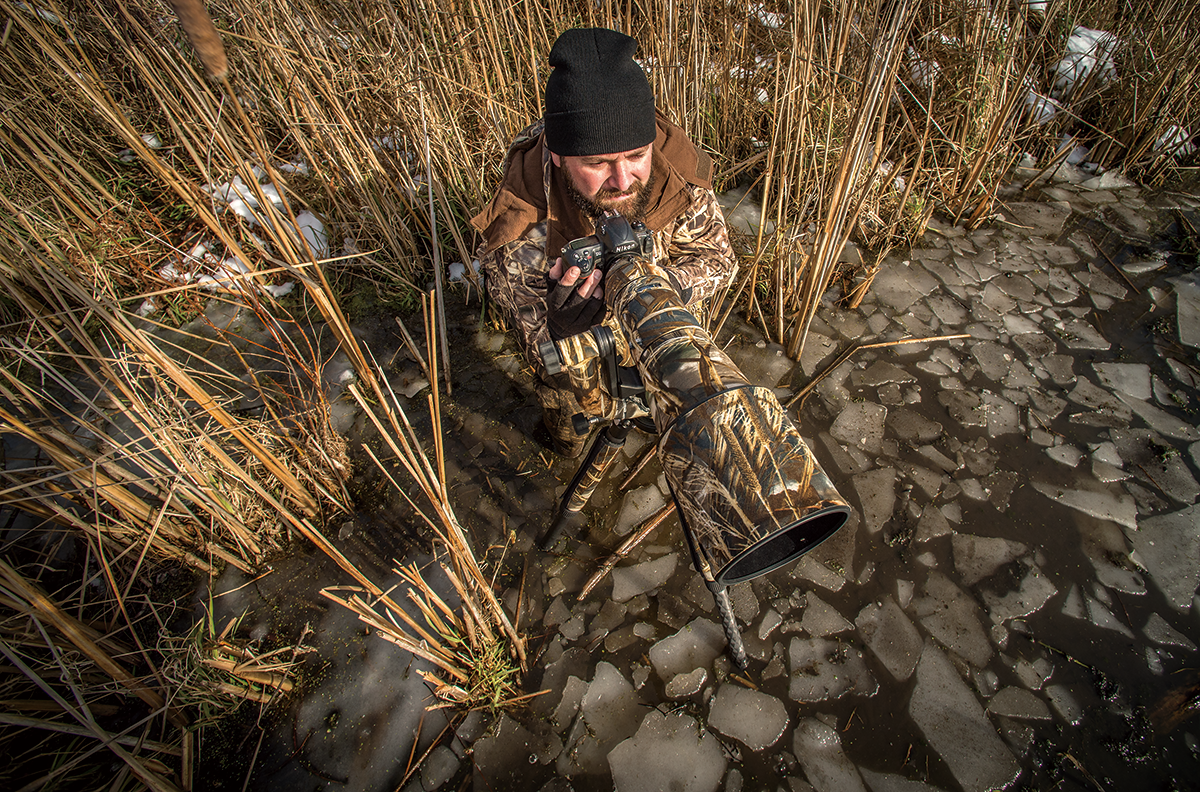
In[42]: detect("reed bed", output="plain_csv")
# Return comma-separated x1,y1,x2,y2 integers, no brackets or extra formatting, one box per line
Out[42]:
1,0,1199,775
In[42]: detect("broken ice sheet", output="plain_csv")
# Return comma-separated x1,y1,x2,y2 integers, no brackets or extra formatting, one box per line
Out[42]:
648,619,726,681
855,596,922,681
609,710,726,792
707,685,789,750
952,534,1028,587
831,402,888,454
909,642,1020,792
610,553,676,603
1031,479,1138,530
793,718,869,792
801,592,853,637
1125,505,1200,612
983,560,1058,623
852,466,896,534
912,572,994,667
788,636,878,702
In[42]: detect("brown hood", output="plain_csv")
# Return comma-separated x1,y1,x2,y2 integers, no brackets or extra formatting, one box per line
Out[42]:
470,114,712,259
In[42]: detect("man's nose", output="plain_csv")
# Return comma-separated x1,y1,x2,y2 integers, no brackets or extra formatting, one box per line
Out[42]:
605,161,634,193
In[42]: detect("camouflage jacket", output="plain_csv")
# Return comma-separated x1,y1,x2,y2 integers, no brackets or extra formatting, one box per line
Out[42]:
471,117,738,380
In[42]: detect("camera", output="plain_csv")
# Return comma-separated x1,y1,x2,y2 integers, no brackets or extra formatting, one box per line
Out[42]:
541,214,851,588
561,211,654,277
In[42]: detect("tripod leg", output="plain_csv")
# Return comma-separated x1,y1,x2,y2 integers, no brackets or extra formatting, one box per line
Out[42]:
671,490,750,671
540,422,630,550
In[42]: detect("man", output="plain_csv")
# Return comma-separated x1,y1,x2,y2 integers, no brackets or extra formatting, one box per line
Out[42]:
471,27,737,457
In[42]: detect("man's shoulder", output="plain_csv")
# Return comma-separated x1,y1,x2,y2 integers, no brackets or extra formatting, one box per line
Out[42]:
503,119,547,165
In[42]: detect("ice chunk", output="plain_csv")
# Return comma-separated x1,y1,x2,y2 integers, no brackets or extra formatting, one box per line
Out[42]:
558,662,641,776
886,409,943,443
1125,505,1200,612
665,668,707,699
421,745,460,790
1173,272,1200,348
791,555,847,592
708,685,789,750
982,391,1020,437
609,710,726,792
831,403,887,454
987,687,1052,720
852,467,896,534
1031,480,1137,530
1093,362,1152,401
801,592,853,637
614,483,667,537
475,714,559,783
611,554,676,603
952,534,1027,586
1085,596,1134,638
1114,391,1200,441
971,341,1015,382
788,637,877,702
871,263,928,313
860,768,949,792
649,619,726,681
1046,444,1084,467
983,561,1058,623
1043,684,1084,725
1143,612,1196,650
792,718,868,792
912,572,994,667
909,642,1020,792
855,596,922,681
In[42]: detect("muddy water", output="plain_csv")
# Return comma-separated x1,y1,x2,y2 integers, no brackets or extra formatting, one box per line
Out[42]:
214,178,1200,792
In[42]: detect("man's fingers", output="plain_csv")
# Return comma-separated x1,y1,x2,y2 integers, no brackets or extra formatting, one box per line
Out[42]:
549,257,564,281
559,265,580,288
577,269,603,299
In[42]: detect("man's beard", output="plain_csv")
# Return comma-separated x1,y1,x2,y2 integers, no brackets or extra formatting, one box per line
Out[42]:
563,168,655,221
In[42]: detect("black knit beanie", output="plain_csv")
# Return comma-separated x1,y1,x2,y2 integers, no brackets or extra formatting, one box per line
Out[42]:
544,28,656,157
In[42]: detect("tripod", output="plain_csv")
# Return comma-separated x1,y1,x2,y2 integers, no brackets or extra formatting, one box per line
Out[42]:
538,328,750,670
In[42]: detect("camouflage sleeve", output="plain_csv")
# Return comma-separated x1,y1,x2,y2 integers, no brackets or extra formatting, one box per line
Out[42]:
480,221,554,378
660,185,739,304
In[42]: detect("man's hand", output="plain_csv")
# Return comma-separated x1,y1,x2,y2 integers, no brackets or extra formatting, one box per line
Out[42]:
546,257,605,340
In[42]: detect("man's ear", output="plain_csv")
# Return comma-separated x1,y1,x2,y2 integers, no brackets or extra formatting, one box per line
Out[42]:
550,151,561,168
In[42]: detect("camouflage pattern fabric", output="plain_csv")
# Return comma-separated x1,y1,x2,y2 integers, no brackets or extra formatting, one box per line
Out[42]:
478,120,737,453
603,256,851,584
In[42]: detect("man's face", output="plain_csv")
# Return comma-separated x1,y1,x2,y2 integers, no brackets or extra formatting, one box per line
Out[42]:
552,144,653,219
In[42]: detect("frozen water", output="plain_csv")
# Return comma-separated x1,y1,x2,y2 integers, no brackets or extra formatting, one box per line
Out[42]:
1085,596,1134,638
1093,362,1152,401
792,718,868,792
788,637,878,702
791,555,848,592
859,768,948,792
421,745,459,790
801,592,853,636
1143,612,1197,650
1125,505,1200,611
1043,684,1084,725
912,572,994,667
855,596,922,681
665,668,707,699
915,444,958,472
1172,272,1200,348
886,409,943,443
552,676,588,729
852,467,896,534
609,710,726,792
914,505,951,543
987,687,1052,721
909,642,1020,792
983,561,1058,623
831,402,888,454
649,619,726,680
982,391,1021,436
872,262,933,313
971,341,1015,382
1115,391,1200,441
611,553,677,602
1058,318,1110,350
614,483,667,537
1031,480,1138,529
952,534,1028,587
1046,444,1084,467
708,685,790,750
558,662,641,776
858,361,916,387
939,390,986,428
